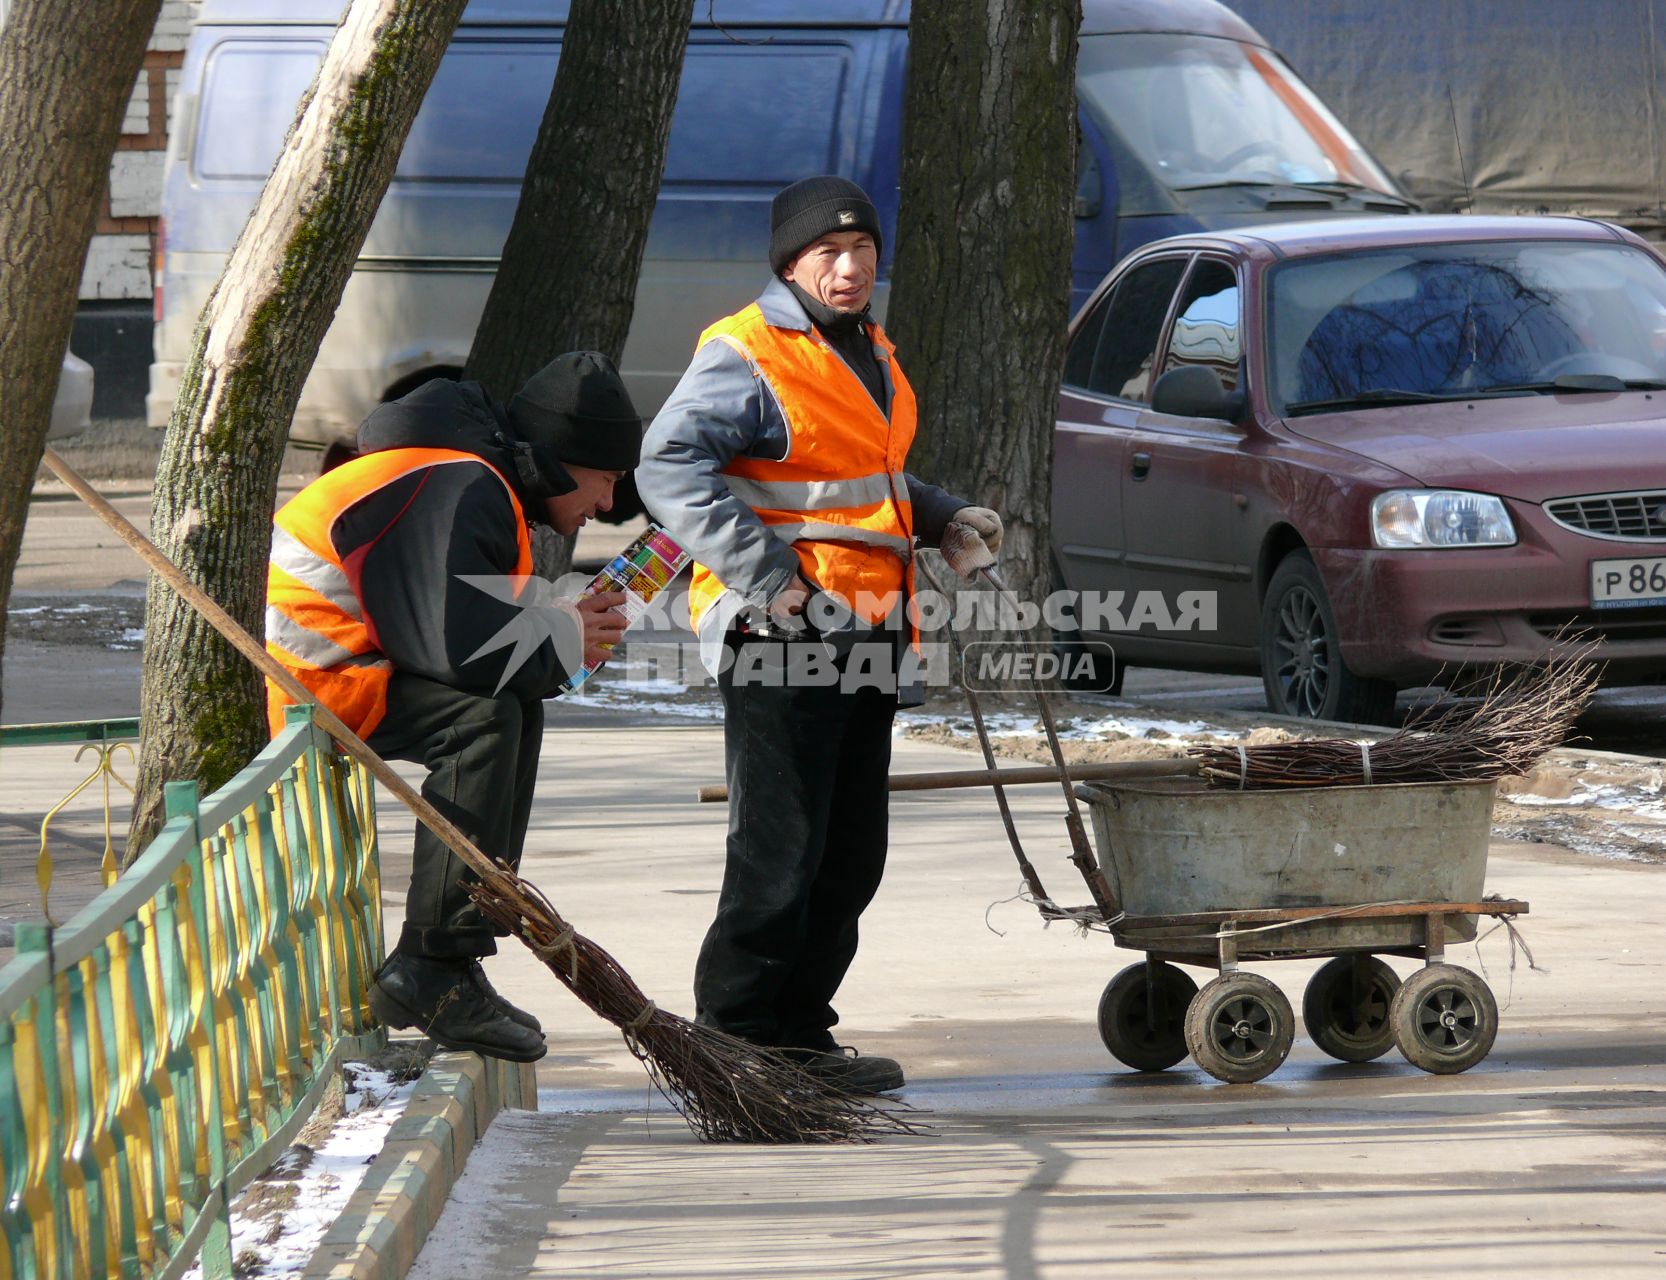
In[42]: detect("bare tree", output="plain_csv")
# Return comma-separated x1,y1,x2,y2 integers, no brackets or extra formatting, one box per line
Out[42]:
465,0,694,577
128,0,469,854
887,0,1081,643
0,0,163,724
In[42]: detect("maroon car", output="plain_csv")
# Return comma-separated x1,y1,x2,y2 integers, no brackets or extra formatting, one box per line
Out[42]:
1052,215,1666,722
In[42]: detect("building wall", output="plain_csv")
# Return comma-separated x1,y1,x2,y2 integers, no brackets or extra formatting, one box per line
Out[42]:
81,0,200,302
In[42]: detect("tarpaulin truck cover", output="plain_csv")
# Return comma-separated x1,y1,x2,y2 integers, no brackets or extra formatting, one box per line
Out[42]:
1229,0,1666,239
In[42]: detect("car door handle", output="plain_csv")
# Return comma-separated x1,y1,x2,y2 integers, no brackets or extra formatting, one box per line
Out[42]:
1130,451,1151,480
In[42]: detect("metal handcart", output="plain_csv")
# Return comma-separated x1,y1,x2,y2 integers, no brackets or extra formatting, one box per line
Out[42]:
1073,774,1526,1083
962,574,1528,1086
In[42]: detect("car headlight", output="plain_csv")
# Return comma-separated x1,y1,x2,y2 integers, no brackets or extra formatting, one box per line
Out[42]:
1370,490,1517,548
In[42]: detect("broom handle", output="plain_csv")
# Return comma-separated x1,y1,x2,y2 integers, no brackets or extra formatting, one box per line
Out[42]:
695,757,1199,803
40,448,501,883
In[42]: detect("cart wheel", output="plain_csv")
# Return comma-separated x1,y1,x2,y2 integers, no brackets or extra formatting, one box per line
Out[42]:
1389,963,1498,1075
1184,972,1295,1084
1302,955,1400,1063
1097,961,1199,1072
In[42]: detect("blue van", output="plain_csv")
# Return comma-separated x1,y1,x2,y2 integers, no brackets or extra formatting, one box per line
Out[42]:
148,0,1411,441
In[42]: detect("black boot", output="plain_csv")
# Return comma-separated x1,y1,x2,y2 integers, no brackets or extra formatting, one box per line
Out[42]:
467,960,541,1032
786,1046,905,1094
370,953,546,1063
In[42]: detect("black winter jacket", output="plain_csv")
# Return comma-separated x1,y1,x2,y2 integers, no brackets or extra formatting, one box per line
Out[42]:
335,379,574,700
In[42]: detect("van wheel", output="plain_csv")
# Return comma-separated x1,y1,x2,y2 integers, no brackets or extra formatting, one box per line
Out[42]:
1260,551,1394,724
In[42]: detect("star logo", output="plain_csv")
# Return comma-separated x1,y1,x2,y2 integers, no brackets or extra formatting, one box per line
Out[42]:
456,573,589,695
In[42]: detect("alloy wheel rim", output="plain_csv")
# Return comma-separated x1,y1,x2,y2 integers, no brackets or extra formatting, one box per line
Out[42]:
1274,586,1330,716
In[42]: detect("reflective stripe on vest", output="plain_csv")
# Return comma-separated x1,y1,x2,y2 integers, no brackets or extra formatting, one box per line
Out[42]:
685,304,917,631
264,448,533,738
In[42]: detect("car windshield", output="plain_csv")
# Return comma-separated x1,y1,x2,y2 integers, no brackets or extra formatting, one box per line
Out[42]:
1076,33,1395,193
1268,241,1666,415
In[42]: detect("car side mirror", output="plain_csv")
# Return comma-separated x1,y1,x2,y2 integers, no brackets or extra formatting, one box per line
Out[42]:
1150,365,1246,423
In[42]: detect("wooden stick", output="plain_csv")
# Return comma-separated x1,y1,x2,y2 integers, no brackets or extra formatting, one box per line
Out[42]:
39,447,499,884
696,756,1201,803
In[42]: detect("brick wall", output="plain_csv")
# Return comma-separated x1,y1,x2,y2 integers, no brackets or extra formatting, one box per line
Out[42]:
80,0,201,301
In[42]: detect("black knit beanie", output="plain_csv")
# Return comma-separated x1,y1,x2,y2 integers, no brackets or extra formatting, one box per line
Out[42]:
768,176,883,275
507,351,642,472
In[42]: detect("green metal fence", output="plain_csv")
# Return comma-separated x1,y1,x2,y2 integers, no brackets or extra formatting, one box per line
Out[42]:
0,704,385,1279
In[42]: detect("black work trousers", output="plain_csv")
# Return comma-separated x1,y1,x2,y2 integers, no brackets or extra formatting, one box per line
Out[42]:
694,640,898,1050
366,672,543,960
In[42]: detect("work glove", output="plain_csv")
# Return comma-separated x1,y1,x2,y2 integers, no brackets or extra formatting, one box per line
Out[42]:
940,506,1003,580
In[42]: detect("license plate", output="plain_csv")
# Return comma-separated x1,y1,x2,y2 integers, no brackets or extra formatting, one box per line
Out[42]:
1590,556,1666,608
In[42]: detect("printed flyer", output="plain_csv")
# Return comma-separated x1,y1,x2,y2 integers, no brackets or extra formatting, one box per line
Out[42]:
561,523,691,692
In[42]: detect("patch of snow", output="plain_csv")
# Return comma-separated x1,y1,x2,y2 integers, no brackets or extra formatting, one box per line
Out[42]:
1075,712,1220,740
109,627,145,650
181,1061,419,1280
556,687,724,720
407,1110,583,1280
1504,780,1666,813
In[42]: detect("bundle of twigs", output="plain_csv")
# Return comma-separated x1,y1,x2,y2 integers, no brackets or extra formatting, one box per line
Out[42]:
1189,648,1600,790
41,448,920,1146
467,869,925,1143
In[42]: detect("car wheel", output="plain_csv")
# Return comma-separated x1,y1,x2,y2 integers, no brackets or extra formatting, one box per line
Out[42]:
1260,551,1395,724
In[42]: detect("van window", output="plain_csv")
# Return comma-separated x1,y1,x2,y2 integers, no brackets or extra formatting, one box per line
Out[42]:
195,39,559,184
1077,33,1394,195
1064,257,1187,402
395,42,557,182
195,41,324,180
1163,260,1241,389
664,43,849,186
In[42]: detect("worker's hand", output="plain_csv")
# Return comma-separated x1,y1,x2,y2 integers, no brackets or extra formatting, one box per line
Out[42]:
940,506,1003,580
768,574,813,625
575,590,629,669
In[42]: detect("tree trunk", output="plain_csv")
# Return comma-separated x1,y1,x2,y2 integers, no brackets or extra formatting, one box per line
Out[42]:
465,0,693,579
128,0,468,857
0,0,163,725
886,0,1081,680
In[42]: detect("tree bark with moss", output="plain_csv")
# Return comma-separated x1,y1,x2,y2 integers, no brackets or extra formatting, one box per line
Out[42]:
128,0,469,856
886,0,1081,662
0,0,163,725
464,0,694,578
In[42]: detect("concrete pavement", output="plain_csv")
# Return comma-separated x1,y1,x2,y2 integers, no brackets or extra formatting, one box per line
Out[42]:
368,710,1666,1279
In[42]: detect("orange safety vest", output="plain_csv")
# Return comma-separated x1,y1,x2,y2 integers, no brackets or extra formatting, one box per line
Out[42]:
264,448,534,739
684,304,917,633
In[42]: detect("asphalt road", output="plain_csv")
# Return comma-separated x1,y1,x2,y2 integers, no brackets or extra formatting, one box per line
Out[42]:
394,723,1666,1279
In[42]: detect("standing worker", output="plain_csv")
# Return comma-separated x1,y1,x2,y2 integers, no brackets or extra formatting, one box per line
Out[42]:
636,176,1004,1093
265,352,642,1063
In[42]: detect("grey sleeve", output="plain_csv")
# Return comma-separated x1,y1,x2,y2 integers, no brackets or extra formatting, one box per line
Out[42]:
905,474,971,549
636,339,801,607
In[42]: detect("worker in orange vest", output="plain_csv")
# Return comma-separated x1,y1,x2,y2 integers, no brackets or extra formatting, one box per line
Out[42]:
637,177,1003,1094
265,352,641,1062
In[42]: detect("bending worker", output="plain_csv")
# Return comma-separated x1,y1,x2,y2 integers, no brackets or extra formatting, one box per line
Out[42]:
265,352,642,1063
637,176,1003,1094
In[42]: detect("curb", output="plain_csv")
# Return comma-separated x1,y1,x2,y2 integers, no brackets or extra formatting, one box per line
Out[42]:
301,1047,539,1280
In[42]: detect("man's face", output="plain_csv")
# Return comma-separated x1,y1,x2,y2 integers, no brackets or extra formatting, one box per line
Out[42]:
784,230,878,313
543,463,623,535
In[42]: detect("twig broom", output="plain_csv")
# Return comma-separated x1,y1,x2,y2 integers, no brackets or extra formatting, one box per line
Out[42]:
41,447,922,1143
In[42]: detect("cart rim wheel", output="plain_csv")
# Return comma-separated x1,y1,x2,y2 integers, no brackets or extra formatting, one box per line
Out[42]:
1390,963,1499,1074
1303,955,1400,1062
1211,997,1276,1059
1415,985,1481,1051
1184,973,1296,1084
1098,962,1198,1072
